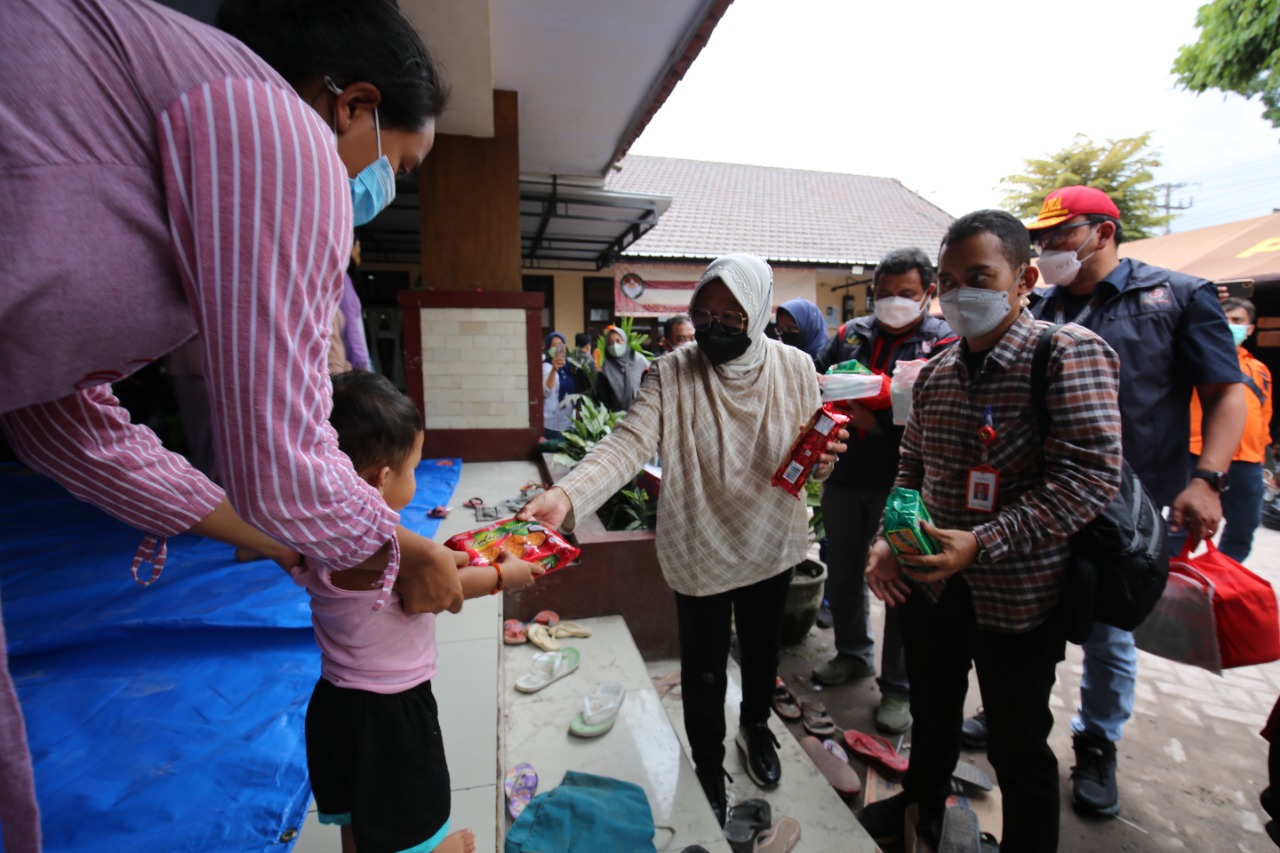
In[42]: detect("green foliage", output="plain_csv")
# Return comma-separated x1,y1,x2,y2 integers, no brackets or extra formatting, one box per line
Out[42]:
596,315,654,362
999,133,1171,240
1173,0,1280,128
552,396,622,469
598,487,658,531
805,477,825,545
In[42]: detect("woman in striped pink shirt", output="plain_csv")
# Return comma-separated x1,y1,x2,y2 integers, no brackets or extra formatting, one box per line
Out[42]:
0,1,460,848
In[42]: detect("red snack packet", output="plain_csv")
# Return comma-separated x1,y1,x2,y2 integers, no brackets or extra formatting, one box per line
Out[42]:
443,517,579,575
771,403,851,496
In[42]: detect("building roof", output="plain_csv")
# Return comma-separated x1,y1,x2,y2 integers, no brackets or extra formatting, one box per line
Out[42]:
605,155,955,266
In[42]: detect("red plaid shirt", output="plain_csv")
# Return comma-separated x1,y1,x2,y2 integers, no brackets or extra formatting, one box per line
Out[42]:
896,311,1124,632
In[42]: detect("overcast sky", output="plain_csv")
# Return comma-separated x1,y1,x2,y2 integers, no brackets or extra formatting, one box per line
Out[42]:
629,0,1280,234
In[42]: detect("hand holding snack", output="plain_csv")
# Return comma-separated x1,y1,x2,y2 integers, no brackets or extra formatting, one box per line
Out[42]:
830,399,876,431
772,404,851,495
517,486,572,529
896,521,979,584
444,516,579,576
866,539,910,606
813,427,850,481
495,550,545,590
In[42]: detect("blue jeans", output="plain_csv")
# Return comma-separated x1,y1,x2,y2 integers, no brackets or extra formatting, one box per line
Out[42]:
1220,460,1264,563
1072,623,1137,743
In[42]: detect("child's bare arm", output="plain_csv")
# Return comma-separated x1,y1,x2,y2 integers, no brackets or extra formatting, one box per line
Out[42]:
191,498,301,572
458,551,545,600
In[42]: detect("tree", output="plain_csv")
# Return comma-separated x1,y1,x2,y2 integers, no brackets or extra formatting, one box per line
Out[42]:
1172,0,1280,129
999,133,1172,239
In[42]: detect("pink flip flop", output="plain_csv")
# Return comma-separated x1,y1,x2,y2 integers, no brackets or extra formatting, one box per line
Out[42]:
504,763,538,819
531,610,560,628
843,729,909,778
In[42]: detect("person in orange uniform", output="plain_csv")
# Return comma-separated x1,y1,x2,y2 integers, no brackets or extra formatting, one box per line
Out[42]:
1191,297,1273,562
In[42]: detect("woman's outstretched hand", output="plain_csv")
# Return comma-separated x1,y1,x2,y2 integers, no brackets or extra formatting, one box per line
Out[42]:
517,486,572,529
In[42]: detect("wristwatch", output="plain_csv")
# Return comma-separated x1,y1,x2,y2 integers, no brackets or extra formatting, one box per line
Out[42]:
1190,469,1230,493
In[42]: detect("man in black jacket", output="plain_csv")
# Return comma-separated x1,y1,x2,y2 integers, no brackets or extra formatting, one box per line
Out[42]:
813,247,956,733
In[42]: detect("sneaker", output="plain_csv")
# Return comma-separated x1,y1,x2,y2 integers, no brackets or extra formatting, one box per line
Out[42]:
812,655,876,686
857,792,941,847
875,696,913,734
961,708,988,750
695,763,728,826
735,722,782,788
1071,731,1120,816
815,600,834,629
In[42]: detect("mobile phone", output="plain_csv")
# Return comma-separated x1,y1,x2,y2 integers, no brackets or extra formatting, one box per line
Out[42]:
1220,279,1255,299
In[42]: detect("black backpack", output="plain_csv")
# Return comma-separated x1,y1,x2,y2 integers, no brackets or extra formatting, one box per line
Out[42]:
1030,325,1169,644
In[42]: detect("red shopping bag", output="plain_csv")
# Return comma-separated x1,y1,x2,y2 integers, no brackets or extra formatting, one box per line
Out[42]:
1179,541,1280,669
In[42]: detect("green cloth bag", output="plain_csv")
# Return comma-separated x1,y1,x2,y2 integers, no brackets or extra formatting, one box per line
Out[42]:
504,771,656,853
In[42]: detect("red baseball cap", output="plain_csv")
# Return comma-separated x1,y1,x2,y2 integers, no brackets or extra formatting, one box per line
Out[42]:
1026,186,1121,231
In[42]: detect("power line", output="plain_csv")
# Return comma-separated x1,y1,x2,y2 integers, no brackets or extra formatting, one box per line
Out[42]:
1156,182,1194,234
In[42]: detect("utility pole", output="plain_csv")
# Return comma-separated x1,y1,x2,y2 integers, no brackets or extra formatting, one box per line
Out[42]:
1157,182,1193,234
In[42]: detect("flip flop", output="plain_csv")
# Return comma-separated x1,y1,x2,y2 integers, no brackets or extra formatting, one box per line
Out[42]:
798,697,837,738
652,670,681,700
527,622,562,652
753,816,801,852
569,682,626,737
800,735,862,799
462,497,484,509
938,803,981,852
514,648,580,693
531,610,560,627
428,505,451,519
822,738,850,763
552,620,592,639
771,679,802,722
952,759,993,793
504,763,538,819
843,729,909,778
503,619,527,645
723,798,771,852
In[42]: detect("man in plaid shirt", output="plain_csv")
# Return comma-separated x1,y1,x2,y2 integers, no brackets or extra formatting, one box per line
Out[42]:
857,210,1124,852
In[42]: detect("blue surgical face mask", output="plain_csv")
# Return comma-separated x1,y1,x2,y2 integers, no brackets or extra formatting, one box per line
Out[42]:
1230,323,1250,347
326,78,397,226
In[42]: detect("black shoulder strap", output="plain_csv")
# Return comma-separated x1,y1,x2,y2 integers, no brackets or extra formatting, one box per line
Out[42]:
1030,324,1064,443
1241,371,1267,407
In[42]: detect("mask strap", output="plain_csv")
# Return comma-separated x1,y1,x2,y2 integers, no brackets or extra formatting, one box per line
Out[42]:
324,76,343,134
374,107,383,160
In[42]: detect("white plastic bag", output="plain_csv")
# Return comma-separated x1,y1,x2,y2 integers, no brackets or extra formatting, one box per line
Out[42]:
819,372,887,403
890,359,928,425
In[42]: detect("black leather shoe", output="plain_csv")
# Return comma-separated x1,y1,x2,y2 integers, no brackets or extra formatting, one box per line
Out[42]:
1071,731,1120,816
961,708,988,750
695,763,728,826
735,721,782,788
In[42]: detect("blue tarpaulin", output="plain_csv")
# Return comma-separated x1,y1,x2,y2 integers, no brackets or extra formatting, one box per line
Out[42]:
0,459,462,852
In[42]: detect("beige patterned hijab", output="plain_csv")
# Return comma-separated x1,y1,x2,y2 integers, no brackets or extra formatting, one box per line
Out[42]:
691,252,774,380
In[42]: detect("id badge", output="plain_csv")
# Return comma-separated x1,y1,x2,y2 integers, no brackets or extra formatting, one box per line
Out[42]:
965,465,999,513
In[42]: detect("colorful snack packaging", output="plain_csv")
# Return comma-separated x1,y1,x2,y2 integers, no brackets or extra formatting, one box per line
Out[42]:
771,403,851,496
444,518,580,575
820,359,892,409
882,487,940,556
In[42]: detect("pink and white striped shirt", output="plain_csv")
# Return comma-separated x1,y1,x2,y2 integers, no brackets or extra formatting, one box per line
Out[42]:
0,0,397,578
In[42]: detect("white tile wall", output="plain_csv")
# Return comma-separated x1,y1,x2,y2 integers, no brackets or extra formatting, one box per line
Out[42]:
419,308,530,430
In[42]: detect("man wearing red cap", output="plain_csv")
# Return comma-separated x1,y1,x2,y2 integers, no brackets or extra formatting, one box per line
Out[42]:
964,185,1245,818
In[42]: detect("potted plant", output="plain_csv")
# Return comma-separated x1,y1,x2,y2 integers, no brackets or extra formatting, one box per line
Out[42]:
780,477,829,645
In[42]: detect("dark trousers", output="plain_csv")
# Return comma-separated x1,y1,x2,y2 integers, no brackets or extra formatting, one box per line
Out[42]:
901,579,1065,853
675,568,792,771
1190,454,1264,562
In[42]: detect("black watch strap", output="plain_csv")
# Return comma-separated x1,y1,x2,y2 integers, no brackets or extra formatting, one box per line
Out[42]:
1190,469,1230,493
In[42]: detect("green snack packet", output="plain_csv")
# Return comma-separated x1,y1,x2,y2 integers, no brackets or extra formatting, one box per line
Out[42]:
883,487,940,556
825,358,872,375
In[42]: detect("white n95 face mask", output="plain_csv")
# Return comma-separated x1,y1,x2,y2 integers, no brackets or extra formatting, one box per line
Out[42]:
939,286,1012,338
874,295,926,329
1037,227,1098,286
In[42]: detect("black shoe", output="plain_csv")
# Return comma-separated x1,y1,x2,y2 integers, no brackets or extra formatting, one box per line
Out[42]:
961,708,988,750
858,792,942,847
1071,731,1120,816
735,721,782,788
815,600,833,629
695,764,729,826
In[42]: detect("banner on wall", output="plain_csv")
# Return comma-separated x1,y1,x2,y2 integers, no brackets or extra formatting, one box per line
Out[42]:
613,263,704,317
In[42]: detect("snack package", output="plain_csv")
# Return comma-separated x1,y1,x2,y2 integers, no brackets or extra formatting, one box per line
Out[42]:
882,487,939,556
820,359,892,409
444,518,580,575
771,403,851,496
890,358,929,425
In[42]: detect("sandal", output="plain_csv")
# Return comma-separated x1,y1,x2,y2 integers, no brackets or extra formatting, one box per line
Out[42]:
552,620,592,639
652,670,681,700
843,729,909,778
952,759,993,793
569,682,626,737
531,610,560,627
771,679,801,722
801,735,861,799
753,816,801,852
462,497,485,509
723,798,771,852
503,619,527,645
514,648,580,693
527,622,562,652
504,762,538,819
428,505,451,519
822,738,849,762
798,697,837,738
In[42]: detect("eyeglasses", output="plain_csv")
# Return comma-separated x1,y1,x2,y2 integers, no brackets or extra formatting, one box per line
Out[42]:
1033,220,1095,251
773,325,800,337
690,307,749,336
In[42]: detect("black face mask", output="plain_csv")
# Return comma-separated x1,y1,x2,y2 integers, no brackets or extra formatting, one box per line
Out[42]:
695,325,752,365
780,331,806,350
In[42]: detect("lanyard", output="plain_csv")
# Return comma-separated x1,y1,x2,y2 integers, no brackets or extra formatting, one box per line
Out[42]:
1052,294,1100,327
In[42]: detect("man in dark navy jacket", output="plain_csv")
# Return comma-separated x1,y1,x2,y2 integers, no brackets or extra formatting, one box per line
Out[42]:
965,186,1245,818
813,247,957,734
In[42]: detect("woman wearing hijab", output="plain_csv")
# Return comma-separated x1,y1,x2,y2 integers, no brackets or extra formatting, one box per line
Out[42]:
519,254,847,823
774,298,830,367
593,324,650,412
0,3,457,846
542,332,578,439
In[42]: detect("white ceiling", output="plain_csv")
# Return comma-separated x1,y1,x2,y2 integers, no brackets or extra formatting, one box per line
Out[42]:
402,0,717,179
